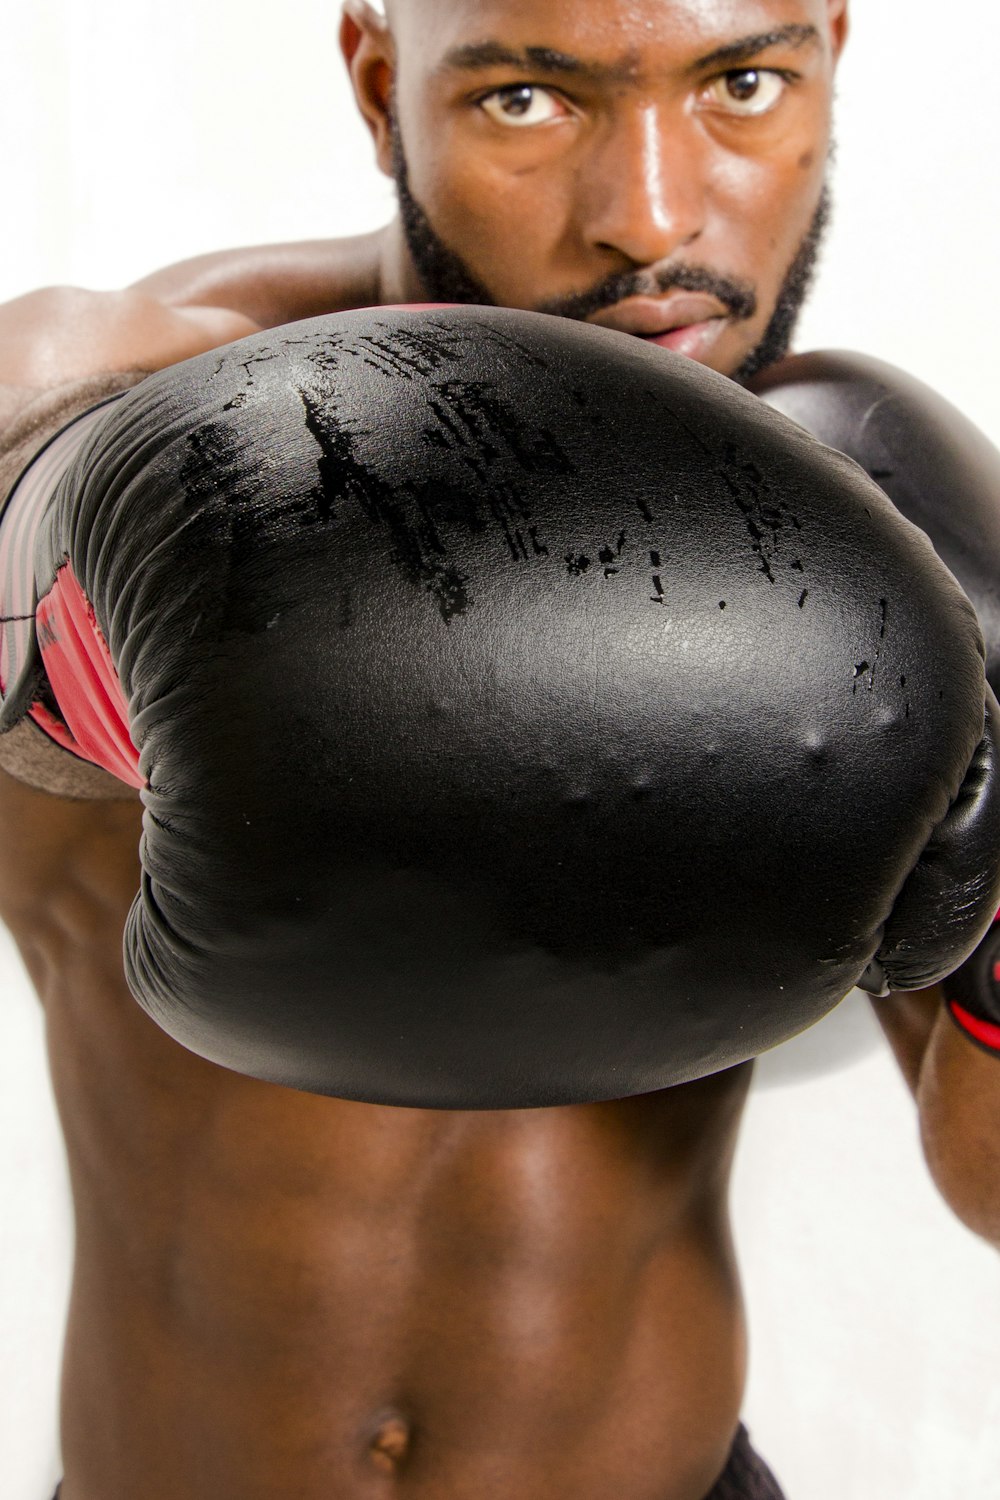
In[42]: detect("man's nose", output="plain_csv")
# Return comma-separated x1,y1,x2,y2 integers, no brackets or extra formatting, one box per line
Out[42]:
581,105,708,267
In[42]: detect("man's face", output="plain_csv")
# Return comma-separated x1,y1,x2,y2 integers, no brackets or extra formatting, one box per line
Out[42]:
346,0,847,380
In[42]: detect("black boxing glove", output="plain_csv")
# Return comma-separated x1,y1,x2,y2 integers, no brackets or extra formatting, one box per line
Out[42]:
4,307,1000,1109
750,350,1000,1054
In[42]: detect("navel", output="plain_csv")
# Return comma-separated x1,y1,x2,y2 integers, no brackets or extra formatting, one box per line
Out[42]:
365,1409,413,1474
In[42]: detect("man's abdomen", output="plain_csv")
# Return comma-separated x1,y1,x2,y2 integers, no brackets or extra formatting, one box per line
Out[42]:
0,780,752,1500
56,1066,750,1500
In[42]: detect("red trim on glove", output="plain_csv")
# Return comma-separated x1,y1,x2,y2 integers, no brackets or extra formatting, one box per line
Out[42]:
30,562,143,788
947,999,1000,1053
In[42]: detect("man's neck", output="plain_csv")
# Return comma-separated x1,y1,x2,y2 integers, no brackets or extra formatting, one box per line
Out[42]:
376,217,433,307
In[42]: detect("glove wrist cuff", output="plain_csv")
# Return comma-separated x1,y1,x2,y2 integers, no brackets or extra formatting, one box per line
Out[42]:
946,997,1000,1054
0,397,121,728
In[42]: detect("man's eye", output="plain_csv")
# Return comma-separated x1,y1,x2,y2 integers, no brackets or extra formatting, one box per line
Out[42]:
704,69,788,116
479,85,565,127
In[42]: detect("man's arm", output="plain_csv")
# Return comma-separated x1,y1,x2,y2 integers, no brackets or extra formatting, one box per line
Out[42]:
0,285,260,389
0,232,384,803
129,230,385,331
1,224,386,391
871,990,1000,1250
0,284,262,796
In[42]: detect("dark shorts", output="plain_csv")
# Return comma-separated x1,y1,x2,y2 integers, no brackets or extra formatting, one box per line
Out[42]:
49,1423,784,1500
703,1423,787,1499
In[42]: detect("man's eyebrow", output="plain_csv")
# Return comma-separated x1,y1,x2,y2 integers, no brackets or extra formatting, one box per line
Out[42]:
437,27,820,83
436,42,633,83
691,25,821,73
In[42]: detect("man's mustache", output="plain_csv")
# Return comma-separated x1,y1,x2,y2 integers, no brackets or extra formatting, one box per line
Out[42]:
535,264,758,323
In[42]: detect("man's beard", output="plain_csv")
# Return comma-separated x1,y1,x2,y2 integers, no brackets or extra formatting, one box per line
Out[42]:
389,113,830,383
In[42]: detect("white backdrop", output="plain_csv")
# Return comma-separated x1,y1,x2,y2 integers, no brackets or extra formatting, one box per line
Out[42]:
2,3,1000,1497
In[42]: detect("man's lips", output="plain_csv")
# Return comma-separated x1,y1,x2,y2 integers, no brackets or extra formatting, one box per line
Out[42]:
587,293,730,339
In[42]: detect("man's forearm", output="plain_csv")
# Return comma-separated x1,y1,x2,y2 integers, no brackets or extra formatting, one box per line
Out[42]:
873,988,1000,1249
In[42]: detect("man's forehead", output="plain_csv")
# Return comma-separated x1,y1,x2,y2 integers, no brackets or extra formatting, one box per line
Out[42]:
390,0,829,59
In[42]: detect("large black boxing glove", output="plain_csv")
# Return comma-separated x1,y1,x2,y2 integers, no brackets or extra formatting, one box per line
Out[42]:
3,307,1000,1108
750,350,1000,1056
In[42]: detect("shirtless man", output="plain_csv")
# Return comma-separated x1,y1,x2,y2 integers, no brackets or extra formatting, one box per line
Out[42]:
3,3,1000,1498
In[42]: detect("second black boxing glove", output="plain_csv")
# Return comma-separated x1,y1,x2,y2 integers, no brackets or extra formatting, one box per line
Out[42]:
750,350,1000,1053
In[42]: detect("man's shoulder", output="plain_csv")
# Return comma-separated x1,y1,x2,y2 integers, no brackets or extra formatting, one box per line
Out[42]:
0,220,388,394
131,227,387,330
0,287,261,394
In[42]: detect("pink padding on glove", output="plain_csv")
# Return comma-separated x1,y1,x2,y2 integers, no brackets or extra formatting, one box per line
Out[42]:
948,998,1000,1053
31,563,143,787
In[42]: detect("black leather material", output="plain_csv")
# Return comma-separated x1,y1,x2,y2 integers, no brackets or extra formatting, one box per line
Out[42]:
37,309,1000,1106
858,696,1000,995
751,350,1000,1020
750,350,1000,697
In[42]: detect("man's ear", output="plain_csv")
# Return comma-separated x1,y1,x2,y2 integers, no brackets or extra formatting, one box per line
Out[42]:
341,1,397,176
827,0,849,63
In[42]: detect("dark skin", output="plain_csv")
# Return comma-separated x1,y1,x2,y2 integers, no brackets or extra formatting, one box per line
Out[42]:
347,0,835,374
3,2,1000,1496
